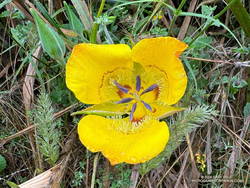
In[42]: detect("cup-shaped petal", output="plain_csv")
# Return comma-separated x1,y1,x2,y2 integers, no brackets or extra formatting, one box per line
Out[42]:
78,115,169,165
132,37,188,105
66,43,132,104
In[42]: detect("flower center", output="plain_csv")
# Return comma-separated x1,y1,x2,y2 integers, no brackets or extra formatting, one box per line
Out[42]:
114,75,159,122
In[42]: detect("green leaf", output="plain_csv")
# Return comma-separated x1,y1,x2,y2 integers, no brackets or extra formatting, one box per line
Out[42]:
64,2,84,36
71,101,130,117
6,181,19,188
151,102,185,120
225,0,250,37
201,5,217,17
232,78,248,89
180,11,243,48
0,0,12,10
243,103,250,118
30,9,66,63
0,154,7,172
183,58,198,91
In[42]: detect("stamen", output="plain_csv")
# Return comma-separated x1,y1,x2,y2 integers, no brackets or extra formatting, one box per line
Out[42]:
136,75,141,92
116,97,133,104
114,81,129,93
130,103,137,121
140,84,158,95
142,101,152,111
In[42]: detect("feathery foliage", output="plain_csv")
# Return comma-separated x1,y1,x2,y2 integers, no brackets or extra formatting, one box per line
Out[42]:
31,92,61,166
139,105,218,175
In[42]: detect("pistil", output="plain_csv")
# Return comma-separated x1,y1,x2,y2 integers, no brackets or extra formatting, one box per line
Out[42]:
114,76,158,122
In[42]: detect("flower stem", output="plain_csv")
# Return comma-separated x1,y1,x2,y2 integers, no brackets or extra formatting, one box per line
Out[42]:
168,0,187,36
90,153,99,188
90,0,106,43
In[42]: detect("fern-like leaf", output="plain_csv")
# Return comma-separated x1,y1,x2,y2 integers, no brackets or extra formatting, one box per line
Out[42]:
139,105,217,175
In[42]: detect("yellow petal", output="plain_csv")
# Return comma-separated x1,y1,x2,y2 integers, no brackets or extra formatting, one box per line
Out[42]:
66,43,132,104
78,115,169,165
132,37,188,105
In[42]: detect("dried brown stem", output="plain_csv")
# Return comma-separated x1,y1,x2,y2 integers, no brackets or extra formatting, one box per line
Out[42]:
177,0,198,40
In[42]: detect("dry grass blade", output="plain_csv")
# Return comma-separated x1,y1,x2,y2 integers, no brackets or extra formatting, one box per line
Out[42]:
70,0,93,30
223,115,250,188
11,0,33,21
157,149,187,187
0,125,35,147
205,122,212,175
177,0,198,40
0,103,78,147
173,151,189,188
129,166,139,188
19,163,62,188
22,45,43,170
19,131,77,188
22,46,42,111
51,131,77,187
0,61,11,79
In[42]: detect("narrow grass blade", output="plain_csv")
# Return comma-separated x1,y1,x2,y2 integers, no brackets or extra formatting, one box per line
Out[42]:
70,0,93,31
64,2,84,37
225,0,250,37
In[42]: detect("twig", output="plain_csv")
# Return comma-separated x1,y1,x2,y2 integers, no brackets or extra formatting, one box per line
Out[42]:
0,103,78,146
0,125,35,147
146,177,153,188
185,56,233,65
156,148,187,187
174,150,189,188
103,160,111,188
86,150,90,188
91,153,99,188
161,15,170,28
53,103,79,119
205,122,212,174
129,166,139,188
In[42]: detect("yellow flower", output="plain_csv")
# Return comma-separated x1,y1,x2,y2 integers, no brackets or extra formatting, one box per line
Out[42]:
66,37,188,165
153,11,163,21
